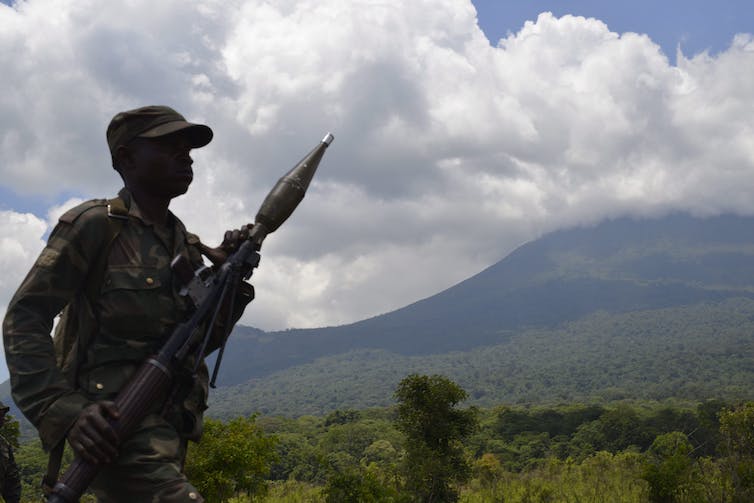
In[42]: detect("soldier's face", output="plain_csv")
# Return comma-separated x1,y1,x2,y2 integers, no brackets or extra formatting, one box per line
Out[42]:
123,133,194,199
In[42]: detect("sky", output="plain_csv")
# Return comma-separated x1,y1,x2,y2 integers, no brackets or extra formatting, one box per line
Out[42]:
473,0,751,62
0,0,753,381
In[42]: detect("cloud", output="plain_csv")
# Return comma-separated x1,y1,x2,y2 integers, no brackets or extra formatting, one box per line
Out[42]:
1,1,753,354
0,210,48,375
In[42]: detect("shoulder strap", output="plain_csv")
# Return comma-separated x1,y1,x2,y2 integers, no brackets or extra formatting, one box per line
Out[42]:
82,196,128,305
44,196,129,494
58,198,108,225
42,441,63,496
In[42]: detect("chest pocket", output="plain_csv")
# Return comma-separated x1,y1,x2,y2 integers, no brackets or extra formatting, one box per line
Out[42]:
98,265,168,340
82,362,137,399
102,266,163,292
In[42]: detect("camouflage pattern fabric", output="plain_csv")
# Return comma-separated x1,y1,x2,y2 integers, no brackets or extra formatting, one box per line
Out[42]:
90,413,203,502
0,435,21,503
2,188,209,500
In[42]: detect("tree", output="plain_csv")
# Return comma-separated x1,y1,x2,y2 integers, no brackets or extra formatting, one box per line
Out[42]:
324,409,361,427
474,453,502,488
185,415,278,502
362,439,401,487
641,431,695,502
394,374,478,502
719,402,754,502
323,468,399,503
0,414,20,448
319,421,381,461
268,432,327,483
694,399,727,456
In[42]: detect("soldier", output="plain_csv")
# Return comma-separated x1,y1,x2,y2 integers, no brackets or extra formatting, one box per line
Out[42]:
2,106,250,502
0,403,20,503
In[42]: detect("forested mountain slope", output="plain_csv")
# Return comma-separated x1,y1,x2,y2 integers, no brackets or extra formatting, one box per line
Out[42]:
208,297,754,417
213,213,754,387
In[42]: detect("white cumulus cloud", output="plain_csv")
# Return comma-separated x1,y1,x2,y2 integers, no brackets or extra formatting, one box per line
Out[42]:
1,1,753,384
0,211,48,344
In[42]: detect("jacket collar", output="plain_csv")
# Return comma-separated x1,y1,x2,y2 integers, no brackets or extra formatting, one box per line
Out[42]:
115,187,187,235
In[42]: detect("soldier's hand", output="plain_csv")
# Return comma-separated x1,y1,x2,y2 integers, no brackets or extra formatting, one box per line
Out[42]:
67,401,120,465
220,223,254,254
200,223,254,266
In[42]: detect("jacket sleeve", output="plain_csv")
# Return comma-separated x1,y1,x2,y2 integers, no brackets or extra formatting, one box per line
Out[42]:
1,207,107,451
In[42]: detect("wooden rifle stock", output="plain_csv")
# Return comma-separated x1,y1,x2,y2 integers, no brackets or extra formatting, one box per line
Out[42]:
47,358,173,502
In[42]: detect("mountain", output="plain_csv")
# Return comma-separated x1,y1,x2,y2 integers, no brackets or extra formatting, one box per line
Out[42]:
211,213,754,387
6,213,754,428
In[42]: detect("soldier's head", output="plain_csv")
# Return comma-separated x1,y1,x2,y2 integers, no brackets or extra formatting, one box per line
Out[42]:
106,106,213,198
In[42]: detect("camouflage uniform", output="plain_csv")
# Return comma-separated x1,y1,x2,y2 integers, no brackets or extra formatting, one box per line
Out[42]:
3,188,209,502
0,431,21,503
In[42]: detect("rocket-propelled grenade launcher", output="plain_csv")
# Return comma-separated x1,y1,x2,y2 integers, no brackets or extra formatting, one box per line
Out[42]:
47,133,334,503
171,131,334,308
249,132,335,248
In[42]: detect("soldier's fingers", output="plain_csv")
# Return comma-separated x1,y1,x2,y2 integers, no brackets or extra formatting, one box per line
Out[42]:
222,230,234,247
240,223,253,239
82,427,118,461
75,413,117,455
223,230,241,250
73,442,99,464
71,430,112,464
100,401,120,419
88,411,119,447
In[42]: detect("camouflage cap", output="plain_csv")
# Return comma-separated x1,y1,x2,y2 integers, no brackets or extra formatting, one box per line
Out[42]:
106,105,213,155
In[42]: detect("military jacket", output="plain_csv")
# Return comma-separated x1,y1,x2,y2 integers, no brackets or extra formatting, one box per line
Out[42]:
2,188,209,451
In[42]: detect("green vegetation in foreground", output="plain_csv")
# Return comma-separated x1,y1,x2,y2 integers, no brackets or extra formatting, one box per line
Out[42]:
10,375,754,502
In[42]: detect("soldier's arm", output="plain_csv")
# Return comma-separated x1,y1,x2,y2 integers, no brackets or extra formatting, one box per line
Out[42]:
2,205,106,451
